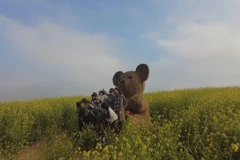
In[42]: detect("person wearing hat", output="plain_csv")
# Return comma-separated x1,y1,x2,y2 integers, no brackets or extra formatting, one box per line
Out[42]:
98,90,108,102
87,96,107,141
76,98,93,131
90,92,98,105
91,92,97,97
85,95,103,116
94,95,102,105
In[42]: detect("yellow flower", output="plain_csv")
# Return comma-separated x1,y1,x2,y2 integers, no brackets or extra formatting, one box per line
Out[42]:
142,145,147,150
103,146,110,154
146,137,151,143
232,144,239,152
126,143,131,150
122,137,127,141
112,154,117,160
118,152,123,157
131,155,137,159
83,151,91,158
152,134,157,139
148,147,153,152
95,143,102,150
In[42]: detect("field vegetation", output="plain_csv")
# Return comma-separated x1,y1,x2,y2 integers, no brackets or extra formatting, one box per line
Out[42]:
0,87,240,160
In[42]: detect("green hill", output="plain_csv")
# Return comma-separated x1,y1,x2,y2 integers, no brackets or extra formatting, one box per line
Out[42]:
0,86,240,159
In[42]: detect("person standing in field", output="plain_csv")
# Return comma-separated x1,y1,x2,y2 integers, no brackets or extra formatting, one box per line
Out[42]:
90,92,98,105
85,96,106,139
98,90,108,102
76,98,92,131
102,88,116,109
101,102,119,133
113,88,127,131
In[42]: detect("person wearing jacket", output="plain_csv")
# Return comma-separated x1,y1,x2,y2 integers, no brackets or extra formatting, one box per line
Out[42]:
113,88,127,131
85,96,106,138
101,102,119,133
102,88,116,109
76,98,91,131
98,90,108,103
90,92,98,105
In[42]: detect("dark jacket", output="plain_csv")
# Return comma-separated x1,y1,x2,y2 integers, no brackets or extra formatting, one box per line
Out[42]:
102,90,116,108
76,101,86,117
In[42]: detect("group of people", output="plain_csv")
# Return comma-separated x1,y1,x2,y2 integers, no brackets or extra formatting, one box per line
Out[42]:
76,87,128,142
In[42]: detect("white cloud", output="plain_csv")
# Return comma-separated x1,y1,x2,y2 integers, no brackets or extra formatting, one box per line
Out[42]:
158,23,240,60
144,1,240,92
0,15,127,101
2,0,240,100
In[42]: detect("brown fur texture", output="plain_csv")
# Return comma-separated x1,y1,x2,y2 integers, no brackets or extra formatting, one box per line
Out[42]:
112,64,150,121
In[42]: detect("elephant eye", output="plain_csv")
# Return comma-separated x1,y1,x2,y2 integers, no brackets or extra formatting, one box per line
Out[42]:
128,75,133,79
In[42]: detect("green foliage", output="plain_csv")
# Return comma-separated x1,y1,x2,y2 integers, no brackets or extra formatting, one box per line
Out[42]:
0,87,240,159
42,131,74,160
72,124,99,151
0,96,84,158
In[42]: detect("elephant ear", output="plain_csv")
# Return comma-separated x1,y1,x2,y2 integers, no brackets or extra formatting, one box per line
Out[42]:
136,64,149,82
113,71,123,86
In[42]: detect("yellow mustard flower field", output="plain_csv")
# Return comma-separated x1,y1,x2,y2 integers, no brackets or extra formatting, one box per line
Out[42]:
0,87,240,160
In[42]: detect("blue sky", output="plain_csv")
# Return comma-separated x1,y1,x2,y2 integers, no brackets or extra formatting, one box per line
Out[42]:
1,0,240,101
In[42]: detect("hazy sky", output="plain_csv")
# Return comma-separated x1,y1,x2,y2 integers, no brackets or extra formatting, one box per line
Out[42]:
1,0,240,101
